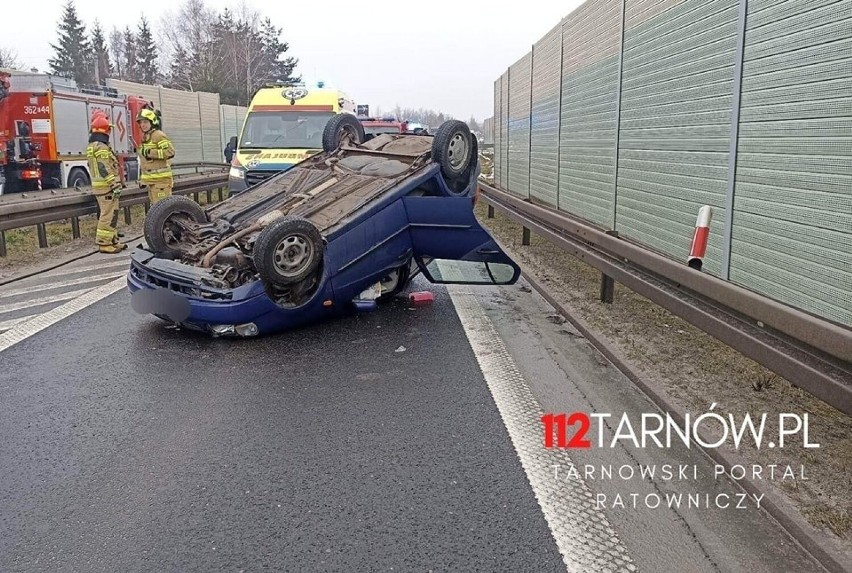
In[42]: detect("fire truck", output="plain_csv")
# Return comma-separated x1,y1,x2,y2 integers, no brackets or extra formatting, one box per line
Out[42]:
0,71,148,195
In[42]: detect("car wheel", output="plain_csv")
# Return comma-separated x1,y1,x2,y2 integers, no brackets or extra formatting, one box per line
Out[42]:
144,196,208,256
322,114,365,152
68,168,91,189
254,217,323,287
443,136,479,197
432,120,474,181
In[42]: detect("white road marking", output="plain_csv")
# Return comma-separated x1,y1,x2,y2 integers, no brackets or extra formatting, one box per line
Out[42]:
447,285,636,573
41,257,130,278
0,285,104,314
0,315,31,332
0,277,127,353
0,270,126,300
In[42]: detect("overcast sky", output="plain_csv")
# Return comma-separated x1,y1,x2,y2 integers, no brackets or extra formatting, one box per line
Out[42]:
2,0,584,121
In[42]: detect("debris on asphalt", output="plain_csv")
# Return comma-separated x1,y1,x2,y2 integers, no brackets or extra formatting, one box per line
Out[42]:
395,346,406,353
546,313,566,325
409,291,435,307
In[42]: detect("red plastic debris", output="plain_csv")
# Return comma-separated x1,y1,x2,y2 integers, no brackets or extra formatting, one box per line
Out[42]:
408,291,434,307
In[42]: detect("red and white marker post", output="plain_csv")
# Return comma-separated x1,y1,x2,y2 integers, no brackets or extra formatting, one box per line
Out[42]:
687,206,713,270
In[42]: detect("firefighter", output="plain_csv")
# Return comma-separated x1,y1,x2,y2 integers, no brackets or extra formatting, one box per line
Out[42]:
136,107,175,204
86,115,126,253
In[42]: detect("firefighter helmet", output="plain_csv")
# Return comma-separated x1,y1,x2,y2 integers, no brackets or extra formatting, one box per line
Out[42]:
136,108,160,127
90,114,112,135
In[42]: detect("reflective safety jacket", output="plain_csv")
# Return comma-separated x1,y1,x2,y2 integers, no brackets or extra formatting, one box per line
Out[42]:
85,137,120,194
139,129,175,183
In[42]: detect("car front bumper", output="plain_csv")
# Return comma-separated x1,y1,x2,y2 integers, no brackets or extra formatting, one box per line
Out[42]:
126,248,334,337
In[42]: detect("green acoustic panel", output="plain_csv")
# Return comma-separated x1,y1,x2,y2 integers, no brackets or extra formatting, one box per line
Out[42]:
159,87,205,164
617,0,738,278
730,255,851,325
500,72,510,187
559,0,623,227
198,92,221,163
530,22,563,207
493,79,502,187
625,0,689,30
732,0,852,325
491,0,852,326
508,53,532,198
731,212,850,271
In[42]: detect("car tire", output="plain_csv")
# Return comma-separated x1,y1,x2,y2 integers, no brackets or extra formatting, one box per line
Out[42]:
68,168,91,189
144,196,208,256
254,217,323,287
431,120,474,181
322,114,365,152
442,136,479,197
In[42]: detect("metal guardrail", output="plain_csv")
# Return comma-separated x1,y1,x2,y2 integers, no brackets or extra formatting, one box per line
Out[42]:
479,183,852,416
0,163,229,256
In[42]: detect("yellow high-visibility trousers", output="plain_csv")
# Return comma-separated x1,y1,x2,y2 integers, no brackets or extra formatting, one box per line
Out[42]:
145,180,173,204
95,192,120,246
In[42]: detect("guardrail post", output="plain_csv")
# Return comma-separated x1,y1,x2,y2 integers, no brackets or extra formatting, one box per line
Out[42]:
37,224,48,248
71,217,81,239
144,201,150,214
522,226,531,246
193,192,200,203
599,230,618,303
487,205,495,219
206,189,212,204
0,231,6,257
124,206,132,224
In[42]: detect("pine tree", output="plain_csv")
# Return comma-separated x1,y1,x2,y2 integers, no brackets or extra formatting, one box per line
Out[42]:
168,46,194,91
49,1,94,84
259,18,298,85
91,21,112,84
136,16,159,84
123,27,138,81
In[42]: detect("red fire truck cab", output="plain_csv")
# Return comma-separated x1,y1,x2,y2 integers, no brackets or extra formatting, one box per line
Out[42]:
0,72,148,195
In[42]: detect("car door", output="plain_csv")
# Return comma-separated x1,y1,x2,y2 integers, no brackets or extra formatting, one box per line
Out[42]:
402,196,521,285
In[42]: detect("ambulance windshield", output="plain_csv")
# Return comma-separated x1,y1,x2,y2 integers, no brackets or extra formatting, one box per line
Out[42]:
240,111,335,149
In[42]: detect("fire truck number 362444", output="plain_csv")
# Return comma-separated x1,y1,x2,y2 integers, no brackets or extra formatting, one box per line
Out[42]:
24,106,50,115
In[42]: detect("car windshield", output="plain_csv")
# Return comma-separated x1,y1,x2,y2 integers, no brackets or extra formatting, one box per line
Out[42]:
364,125,403,136
240,111,335,149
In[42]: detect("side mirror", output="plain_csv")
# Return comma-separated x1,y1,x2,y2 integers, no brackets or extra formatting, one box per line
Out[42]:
229,136,238,148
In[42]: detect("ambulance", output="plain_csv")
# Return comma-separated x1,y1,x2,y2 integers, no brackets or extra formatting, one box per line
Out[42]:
228,82,356,194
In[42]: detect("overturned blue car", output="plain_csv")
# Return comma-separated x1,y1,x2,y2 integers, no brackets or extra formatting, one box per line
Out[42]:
127,116,520,337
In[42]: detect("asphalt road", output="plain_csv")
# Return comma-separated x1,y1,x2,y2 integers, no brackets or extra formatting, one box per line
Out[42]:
0,271,826,572
0,251,130,335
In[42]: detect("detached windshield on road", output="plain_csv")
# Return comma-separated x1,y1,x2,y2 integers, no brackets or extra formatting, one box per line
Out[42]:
240,111,335,149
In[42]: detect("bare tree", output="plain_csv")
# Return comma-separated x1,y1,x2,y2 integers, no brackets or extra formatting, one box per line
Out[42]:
109,27,124,79
160,0,219,91
214,3,264,103
157,0,297,103
0,46,20,69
